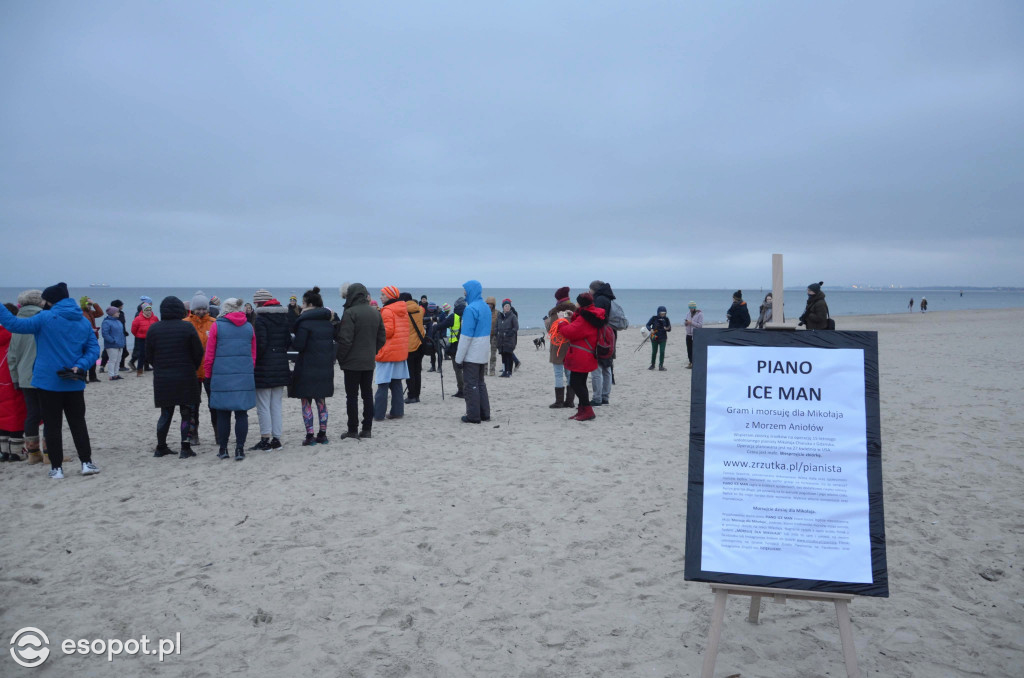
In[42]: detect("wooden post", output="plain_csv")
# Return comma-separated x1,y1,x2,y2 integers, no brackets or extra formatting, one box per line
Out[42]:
700,588,729,678
771,253,784,325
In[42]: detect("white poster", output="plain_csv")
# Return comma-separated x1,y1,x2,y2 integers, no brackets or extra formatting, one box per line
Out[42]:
701,346,873,583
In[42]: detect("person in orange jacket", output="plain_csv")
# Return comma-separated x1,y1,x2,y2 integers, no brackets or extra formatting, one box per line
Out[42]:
131,303,159,376
186,292,216,446
374,286,410,421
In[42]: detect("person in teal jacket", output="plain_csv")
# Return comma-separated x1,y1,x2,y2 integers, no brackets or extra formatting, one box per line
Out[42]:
0,282,101,479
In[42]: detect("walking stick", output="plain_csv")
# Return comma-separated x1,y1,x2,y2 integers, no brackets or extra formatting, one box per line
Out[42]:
438,342,446,400
634,332,652,353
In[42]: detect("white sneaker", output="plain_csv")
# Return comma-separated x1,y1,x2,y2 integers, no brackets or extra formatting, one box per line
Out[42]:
81,461,100,475
49,467,64,479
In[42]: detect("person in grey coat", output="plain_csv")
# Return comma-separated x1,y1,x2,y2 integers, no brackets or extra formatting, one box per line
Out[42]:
336,282,386,439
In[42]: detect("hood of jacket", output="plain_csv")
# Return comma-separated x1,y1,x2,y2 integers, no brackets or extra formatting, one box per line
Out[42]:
463,280,483,305
298,307,332,323
807,291,826,304
657,306,667,314
581,305,607,328
453,297,467,316
594,282,615,301
405,300,422,317
221,311,248,326
160,296,187,321
17,304,42,319
51,297,86,321
256,302,287,315
344,283,369,309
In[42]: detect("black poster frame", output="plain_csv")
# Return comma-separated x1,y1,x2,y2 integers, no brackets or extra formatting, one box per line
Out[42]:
684,329,888,597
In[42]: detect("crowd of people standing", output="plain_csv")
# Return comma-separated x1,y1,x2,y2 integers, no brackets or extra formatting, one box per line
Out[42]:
0,280,832,477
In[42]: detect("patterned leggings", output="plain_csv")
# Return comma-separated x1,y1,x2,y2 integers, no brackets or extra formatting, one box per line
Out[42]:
301,398,328,435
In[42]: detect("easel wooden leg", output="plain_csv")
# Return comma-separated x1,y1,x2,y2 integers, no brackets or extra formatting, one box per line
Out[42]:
747,595,761,623
834,600,861,678
701,589,728,678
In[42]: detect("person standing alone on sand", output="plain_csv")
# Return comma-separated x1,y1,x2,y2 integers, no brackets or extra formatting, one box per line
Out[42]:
145,297,203,459
205,298,256,461
909,297,914,312
0,282,101,479
920,298,928,312
645,306,671,371
496,299,519,378
683,301,703,369
454,280,491,424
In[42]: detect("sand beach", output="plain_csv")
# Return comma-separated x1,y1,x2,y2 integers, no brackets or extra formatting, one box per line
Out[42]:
1,308,1022,677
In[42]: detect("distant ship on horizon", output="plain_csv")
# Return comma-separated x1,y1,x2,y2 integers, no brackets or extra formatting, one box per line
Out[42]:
89,283,111,288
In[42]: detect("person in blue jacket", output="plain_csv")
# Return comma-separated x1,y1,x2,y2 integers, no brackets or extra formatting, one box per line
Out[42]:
645,306,671,371
454,280,492,424
101,306,126,380
0,282,101,479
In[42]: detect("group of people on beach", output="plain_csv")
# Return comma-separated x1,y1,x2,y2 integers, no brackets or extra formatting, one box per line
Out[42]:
0,279,831,478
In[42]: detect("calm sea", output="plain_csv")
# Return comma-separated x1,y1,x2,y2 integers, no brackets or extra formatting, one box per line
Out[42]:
2,285,1020,333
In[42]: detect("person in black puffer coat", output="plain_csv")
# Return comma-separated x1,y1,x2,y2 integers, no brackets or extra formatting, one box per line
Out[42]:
799,282,830,330
250,289,292,451
588,280,618,406
289,286,336,446
727,290,751,328
145,296,203,458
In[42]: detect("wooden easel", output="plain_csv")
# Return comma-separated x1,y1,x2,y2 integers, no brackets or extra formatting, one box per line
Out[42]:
700,583,861,678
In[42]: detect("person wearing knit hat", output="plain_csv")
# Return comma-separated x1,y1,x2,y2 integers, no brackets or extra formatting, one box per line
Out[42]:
422,301,440,372
249,290,291,451
0,304,28,462
101,298,130,373
555,292,606,422
6,291,46,463
398,292,426,404
78,296,104,382
727,290,751,329
0,284,102,478
135,295,153,317
101,306,127,380
544,287,578,408
799,281,830,330
587,280,618,406
131,302,160,375
253,289,273,307
373,285,410,421
204,296,257,460
369,299,379,309
186,291,216,446
683,301,703,369
286,294,300,330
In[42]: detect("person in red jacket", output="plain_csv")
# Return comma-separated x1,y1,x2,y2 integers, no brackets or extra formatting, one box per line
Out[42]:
556,293,606,422
131,303,160,377
0,316,29,462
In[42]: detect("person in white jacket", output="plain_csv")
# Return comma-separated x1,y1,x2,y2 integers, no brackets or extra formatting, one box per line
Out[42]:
684,301,703,369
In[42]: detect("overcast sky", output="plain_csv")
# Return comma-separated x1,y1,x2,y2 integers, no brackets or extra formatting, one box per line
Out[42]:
1,1,1021,288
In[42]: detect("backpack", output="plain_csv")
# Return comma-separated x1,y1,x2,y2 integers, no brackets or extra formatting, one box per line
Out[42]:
607,300,629,331
595,324,616,359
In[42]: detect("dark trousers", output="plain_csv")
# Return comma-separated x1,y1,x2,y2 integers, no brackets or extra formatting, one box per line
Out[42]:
157,405,193,447
39,389,92,469
463,362,490,421
428,345,437,370
343,370,374,433
501,351,514,374
451,357,464,392
686,335,694,363
189,378,216,439
22,387,43,439
131,338,150,369
406,346,424,398
215,410,248,451
570,371,590,409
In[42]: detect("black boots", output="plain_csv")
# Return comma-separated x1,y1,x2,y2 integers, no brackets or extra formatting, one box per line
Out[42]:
549,387,565,408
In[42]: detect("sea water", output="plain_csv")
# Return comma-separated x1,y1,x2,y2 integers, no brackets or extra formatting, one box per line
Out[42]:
2,285,1020,332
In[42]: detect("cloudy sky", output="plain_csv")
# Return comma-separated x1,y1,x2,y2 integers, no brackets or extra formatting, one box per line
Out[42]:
1,1,1021,288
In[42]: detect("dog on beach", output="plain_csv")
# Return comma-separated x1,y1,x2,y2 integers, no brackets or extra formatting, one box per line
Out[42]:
532,336,546,350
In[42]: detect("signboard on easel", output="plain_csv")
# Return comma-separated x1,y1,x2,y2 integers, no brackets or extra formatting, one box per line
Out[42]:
685,329,888,597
